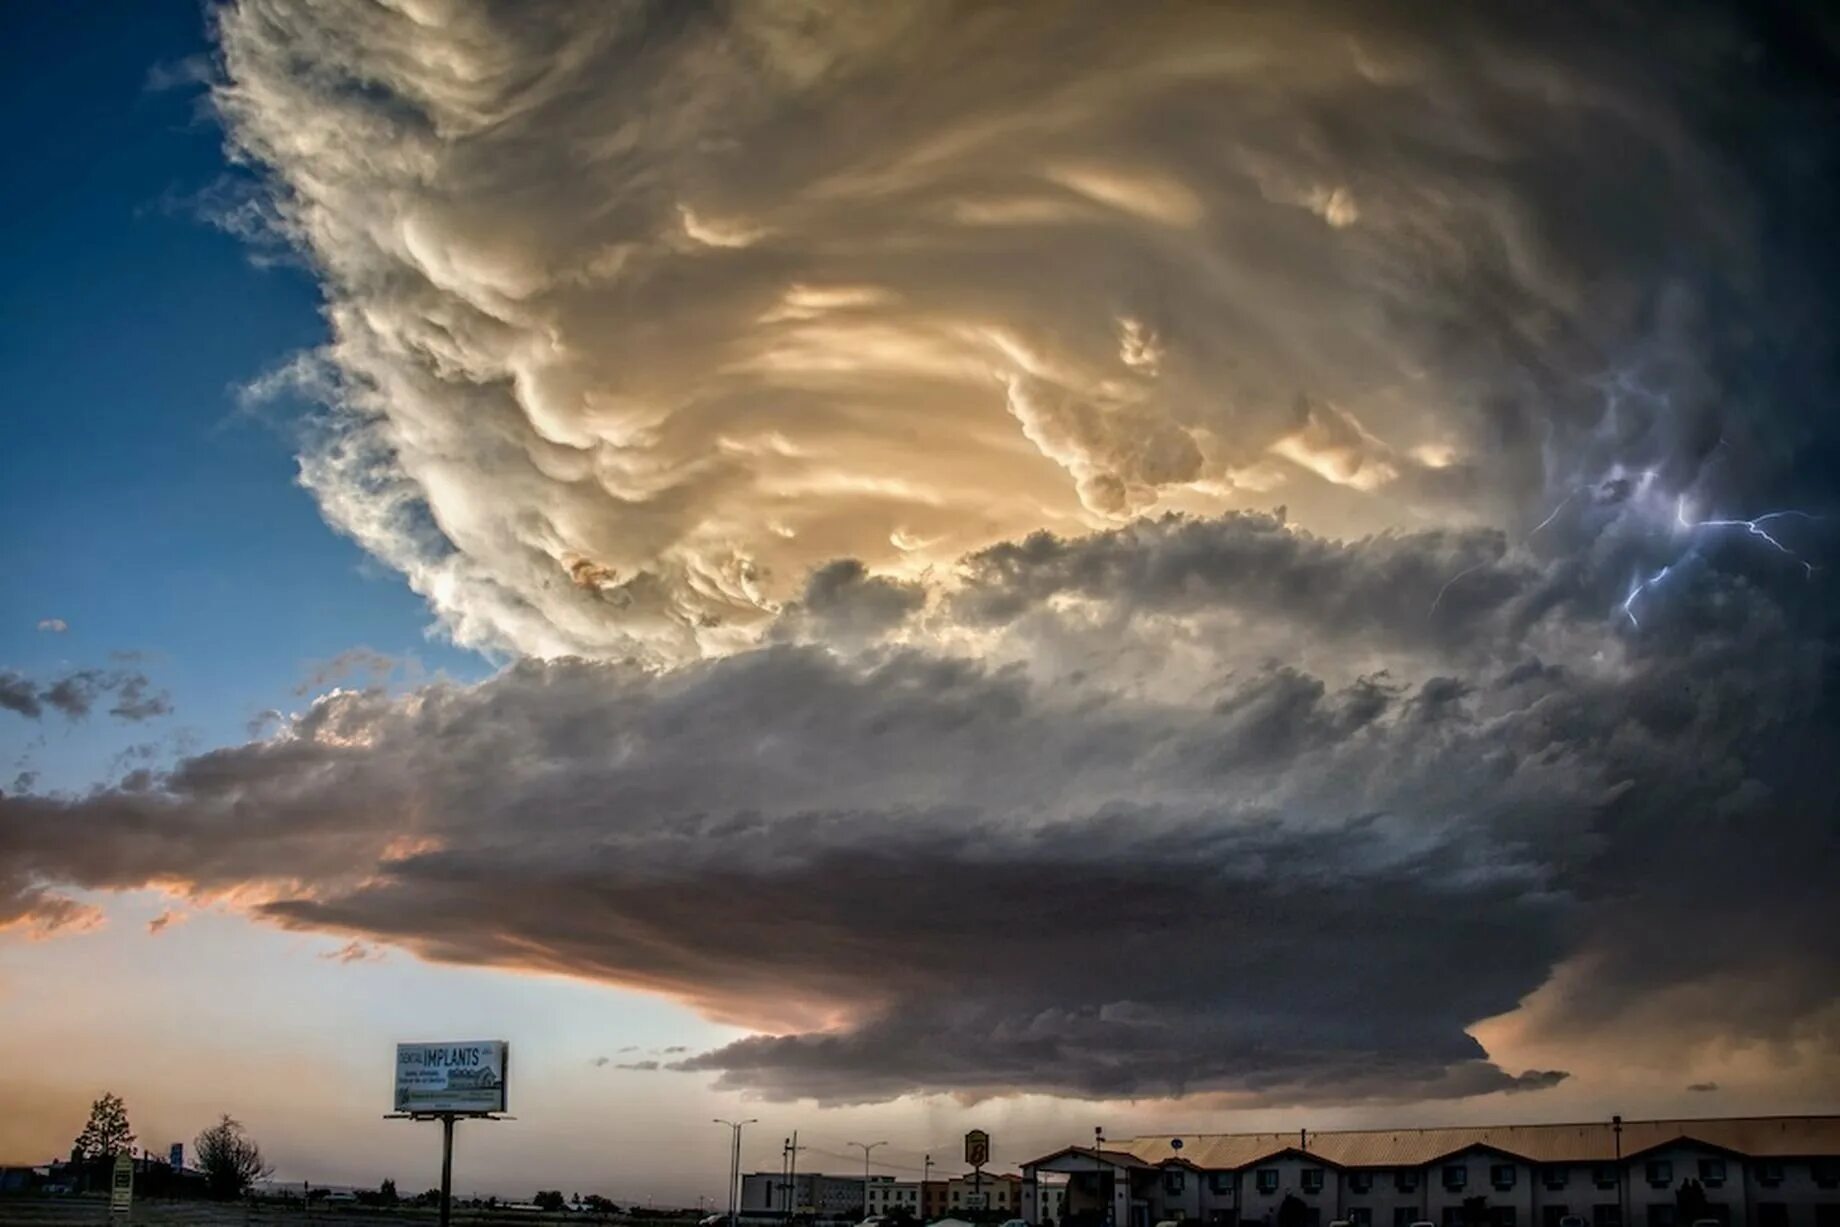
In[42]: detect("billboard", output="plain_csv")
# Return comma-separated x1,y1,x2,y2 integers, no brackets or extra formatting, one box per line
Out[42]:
964,1129,989,1167
394,1041,509,1114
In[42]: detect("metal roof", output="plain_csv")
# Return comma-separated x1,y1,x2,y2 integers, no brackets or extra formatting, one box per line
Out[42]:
1102,1117,1840,1171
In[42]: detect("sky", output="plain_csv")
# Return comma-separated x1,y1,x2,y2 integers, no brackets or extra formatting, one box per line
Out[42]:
3,0,1839,1206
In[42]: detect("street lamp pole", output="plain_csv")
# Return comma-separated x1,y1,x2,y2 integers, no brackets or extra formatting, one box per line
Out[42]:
715,1118,758,1227
849,1141,889,1219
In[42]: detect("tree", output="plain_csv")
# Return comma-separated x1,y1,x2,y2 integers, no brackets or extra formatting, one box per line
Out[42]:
195,1115,273,1199
536,1189,568,1211
380,1178,399,1205
1676,1178,1711,1225
1278,1194,1309,1227
73,1092,136,1159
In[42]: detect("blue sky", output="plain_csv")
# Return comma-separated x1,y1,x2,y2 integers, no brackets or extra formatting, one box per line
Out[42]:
0,3,486,792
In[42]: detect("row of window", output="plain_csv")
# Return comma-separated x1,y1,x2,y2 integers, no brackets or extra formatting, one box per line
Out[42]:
1208,1159,1832,1199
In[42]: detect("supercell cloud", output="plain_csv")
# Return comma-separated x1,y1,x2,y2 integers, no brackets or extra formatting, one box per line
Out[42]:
5,0,1839,1104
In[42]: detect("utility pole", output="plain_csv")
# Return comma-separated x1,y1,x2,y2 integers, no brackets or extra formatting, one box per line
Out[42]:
781,1133,806,1220
925,1154,934,1216
1095,1127,1108,1227
849,1141,889,1219
715,1118,758,1227
789,1131,804,1221
1613,1116,1626,1227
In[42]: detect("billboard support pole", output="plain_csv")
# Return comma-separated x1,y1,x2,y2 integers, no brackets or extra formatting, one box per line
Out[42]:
440,1113,456,1227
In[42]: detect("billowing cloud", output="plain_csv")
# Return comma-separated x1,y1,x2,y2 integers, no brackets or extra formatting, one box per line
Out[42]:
210,0,1830,662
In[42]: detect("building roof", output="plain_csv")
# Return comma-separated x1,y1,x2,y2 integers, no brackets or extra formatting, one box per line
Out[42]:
1097,1117,1840,1171
1021,1145,1157,1171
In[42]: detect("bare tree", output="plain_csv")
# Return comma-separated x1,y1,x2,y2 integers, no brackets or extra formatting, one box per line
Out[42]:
195,1115,273,1199
73,1092,136,1159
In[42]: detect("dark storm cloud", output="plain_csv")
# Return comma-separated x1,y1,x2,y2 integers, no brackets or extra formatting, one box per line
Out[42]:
5,493,1838,1099
0,667,172,723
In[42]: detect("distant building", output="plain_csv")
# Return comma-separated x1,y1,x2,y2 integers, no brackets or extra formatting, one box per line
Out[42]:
866,1179,925,1215
741,1171,882,1217
1021,1117,1840,1227
946,1173,1026,1214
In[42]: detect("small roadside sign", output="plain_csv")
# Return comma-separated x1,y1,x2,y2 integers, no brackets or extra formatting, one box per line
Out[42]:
965,1129,990,1167
110,1152,133,1214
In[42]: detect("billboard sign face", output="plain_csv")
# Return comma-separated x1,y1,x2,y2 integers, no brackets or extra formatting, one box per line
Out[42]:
169,1143,183,1171
964,1129,990,1167
394,1041,508,1114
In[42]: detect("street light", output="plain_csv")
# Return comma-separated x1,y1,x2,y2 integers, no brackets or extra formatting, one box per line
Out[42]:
716,1118,759,1227
849,1141,889,1220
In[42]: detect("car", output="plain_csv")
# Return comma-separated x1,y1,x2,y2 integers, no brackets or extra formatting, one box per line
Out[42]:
1330,1220,1355,1227
1000,1219,1031,1227
1691,1220,1723,1227
1559,1217,1587,1227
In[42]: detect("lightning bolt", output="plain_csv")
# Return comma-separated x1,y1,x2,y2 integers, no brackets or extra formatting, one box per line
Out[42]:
1675,499,1817,577
1527,494,1572,539
1622,565,1672,627
1429,561,1488,615
1622,500,1818,628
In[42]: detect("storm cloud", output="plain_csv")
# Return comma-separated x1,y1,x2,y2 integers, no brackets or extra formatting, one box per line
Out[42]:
4,488,1837,1100
211,0,1836,662
4,0,1836,1107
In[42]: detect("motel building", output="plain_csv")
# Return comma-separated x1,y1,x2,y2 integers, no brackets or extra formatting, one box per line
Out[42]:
1020,1118,1840,1227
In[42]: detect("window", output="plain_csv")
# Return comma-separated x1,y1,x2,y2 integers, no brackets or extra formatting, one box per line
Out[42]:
1755,1204,1787,1227
1543,1207,1572,1227
1545,1167,1569,1190
1210,1173,1234,1196
1815,1206,1840,1227
1645,1163,1672,1188
1813,1159,1840,1189
1444,1166,1469,1192
1757,1163,1784,1188
1593,1206,1623,1227
1444,1209,1467,1227
1396,1171,1420,1194
1491,1209,1517,1227
1592,1167,1619,1190
1302,1169,1325,1195
1350,1211,1371,1227
1493,1165,1519,1190
1350,1173,1374,1195
1257,1171,1280,1196
1647,1206,1677,1227
1697,1160,1725,1188
1167,1172,1187,1195
1395,1210,1419,1227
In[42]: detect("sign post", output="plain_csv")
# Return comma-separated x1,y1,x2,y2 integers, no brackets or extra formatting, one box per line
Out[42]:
387,1041,512,1227
109,1151,133,1216
965,1130,990,1218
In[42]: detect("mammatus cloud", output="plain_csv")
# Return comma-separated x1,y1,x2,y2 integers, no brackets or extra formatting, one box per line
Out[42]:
210,0,1831,662
0,667,172,723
